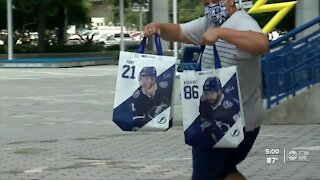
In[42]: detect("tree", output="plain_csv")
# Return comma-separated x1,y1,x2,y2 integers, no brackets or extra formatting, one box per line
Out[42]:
0,0,45,51
0,0,6,30
175,0,203,23
106,0,132,26
37,1,47,52
0,0,91,52
46,0,90,45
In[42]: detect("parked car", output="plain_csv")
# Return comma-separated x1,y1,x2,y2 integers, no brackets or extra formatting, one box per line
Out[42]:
75,28,89,36
130,32,143,41
113,33,139,47
98,34,118,47
66,34,85,45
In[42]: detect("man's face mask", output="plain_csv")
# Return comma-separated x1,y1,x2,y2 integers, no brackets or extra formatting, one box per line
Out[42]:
204,0,229,26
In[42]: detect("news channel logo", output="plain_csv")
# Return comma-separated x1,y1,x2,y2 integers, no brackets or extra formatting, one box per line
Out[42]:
286,149,311,162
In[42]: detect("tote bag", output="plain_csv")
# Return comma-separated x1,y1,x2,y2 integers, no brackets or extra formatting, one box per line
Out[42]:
113,34,176,131
180,45,245,148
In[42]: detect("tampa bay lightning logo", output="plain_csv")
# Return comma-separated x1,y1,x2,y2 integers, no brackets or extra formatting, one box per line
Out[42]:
133,90,140,98
157,116,167,124
232,129,240,137
223,100,233,109
159,81,168,88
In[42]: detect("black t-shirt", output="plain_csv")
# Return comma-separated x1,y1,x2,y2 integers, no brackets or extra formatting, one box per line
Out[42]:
199,91,240,128
131,81,171,127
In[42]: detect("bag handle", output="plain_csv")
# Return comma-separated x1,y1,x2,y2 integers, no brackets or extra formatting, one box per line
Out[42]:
197,44,221,71
136,33,163,55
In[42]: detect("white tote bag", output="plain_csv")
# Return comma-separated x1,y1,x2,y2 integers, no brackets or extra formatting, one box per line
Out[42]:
180,45,245,148
113,35,176,131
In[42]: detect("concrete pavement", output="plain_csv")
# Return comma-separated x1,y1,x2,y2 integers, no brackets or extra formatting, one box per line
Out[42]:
0,66,319,180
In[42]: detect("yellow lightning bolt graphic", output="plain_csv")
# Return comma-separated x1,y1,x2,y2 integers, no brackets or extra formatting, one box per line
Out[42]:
248,0,297,33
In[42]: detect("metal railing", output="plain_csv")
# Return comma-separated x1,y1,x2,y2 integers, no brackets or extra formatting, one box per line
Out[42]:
262,16,320,108
269,16,320,49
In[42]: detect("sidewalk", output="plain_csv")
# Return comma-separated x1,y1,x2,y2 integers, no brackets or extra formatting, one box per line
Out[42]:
0,66,319,180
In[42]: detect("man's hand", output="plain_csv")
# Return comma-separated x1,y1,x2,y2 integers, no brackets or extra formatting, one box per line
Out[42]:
143,23,161,38
200,119,226,142
200,120,219,143
200,28,221,45
142,22,193,44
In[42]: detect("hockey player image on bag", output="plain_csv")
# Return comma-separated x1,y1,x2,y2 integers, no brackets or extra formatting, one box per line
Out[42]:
131,66,172,130
199,76,241,143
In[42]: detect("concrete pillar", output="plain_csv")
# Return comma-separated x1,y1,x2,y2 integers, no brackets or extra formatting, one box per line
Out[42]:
152,0,170,51
295,0,319,39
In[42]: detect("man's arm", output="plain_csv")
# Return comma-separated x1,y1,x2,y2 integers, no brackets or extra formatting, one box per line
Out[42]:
201,27,269,55
144,23,193,44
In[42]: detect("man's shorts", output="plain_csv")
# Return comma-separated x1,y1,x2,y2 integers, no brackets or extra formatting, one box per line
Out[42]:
192,127,260,180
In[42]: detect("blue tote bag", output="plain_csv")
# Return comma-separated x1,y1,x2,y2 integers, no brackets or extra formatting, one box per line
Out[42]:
180,45,245,148
113,34,176,132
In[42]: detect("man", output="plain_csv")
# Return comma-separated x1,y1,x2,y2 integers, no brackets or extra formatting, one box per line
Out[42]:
143,0,269,179
131,66,171,129
199,77,240,144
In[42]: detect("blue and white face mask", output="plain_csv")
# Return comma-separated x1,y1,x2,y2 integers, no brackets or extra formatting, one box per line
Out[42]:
204,0,230,26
